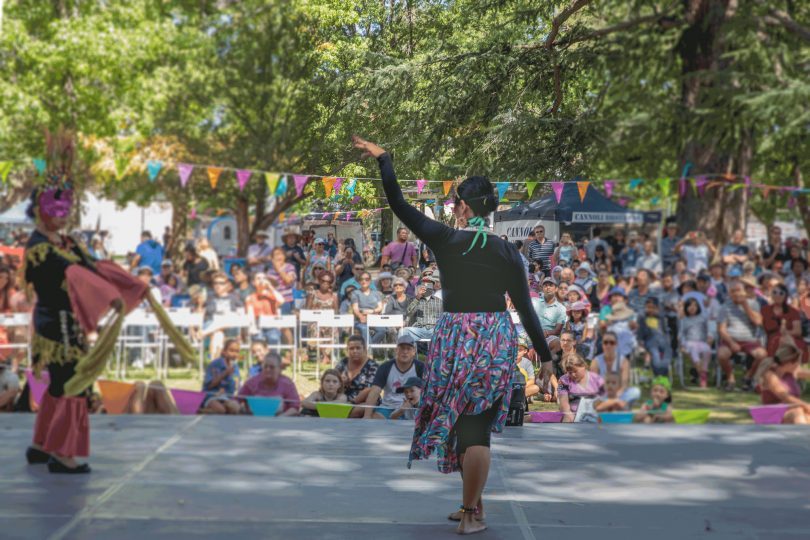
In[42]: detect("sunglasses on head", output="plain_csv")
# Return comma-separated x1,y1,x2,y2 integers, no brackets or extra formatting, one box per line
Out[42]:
603,340,617,345
359,278,370,282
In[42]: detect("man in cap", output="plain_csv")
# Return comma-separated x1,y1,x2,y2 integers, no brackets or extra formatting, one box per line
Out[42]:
247,230,273,273
281,226,306,280
660,220,681,271
390,376,424,421
363,334,425,419
401,276,443,343
532,277,567,355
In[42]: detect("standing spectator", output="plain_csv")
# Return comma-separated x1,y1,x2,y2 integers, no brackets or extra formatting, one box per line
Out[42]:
352,271,385,342
266,247,297,315
325,232,339,258
532,277,567,357
419,242,436,270
525,224,555,274
721,229,750,276
132,231,164,274
247,230,273,274
755,343,810,424
637,240,662,275
660,221,682,270
304,237,332,285
675,231,717,275
362,334,424,418
717,281,767,391
240,352,300,416
381,227,418,270
585,227,610,262
334,247,361,290
761,225,788,270
401,277,443,343
336,335,378,417
281,227,306,282
619,232,642,275
196,238,220,271
638,297,671,376
679,297,712,388
201,338,241,415
162,226,172,252
183,244,209,287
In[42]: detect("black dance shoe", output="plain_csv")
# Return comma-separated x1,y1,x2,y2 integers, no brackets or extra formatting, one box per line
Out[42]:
26,446,51,465
47,458,92,474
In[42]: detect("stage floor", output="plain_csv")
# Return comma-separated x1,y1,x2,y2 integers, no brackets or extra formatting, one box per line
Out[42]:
1,415,809,540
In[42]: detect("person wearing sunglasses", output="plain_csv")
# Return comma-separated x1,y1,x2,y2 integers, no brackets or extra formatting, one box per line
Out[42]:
351,271,385,343
354,136,551,535
589,331,639,406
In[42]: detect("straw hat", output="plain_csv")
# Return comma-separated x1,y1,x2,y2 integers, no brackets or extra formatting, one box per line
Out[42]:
607,302,634,322
281,226,302,241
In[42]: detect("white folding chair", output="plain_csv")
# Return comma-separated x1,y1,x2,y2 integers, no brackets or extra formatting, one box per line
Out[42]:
208,312,253,375
165,308,204,380
116,309,161,378
0,312,31,365
366,314,404,357
317,313,355,378
296,309,334,378
257,315,299,380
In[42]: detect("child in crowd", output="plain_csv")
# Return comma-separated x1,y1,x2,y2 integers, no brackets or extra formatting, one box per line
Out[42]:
564,301,593,357
574,262,596,296
679,297,712,388
554,233,578,266
638,297,671,377
516,334,541,401
595,373,629,412
301,368,348,416
390,376,423,420
633,376,674,423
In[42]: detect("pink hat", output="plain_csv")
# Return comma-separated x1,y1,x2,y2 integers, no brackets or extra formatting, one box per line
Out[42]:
567,301,589,316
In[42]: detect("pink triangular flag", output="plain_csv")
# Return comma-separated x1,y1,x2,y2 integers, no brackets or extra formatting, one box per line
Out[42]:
604,180,614,198
345,212,352,221
416,179,427,194
696,176,708,196
679,178,687,197
333,177,345,194
178,163,193,187
293,175,309,197
551,182,564,203
788,196,797,209
236,169,252,191
321,212,329,219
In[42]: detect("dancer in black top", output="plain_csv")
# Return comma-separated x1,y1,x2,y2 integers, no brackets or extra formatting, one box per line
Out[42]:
353,136,551,535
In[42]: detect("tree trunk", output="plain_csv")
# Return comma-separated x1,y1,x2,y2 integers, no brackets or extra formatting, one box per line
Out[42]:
675,0,744,245
167,195,188,263
794,162,810,241
236,195,250,258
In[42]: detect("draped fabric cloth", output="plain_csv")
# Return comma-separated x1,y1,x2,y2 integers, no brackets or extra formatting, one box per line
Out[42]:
32,390,90,457
408,311,517,474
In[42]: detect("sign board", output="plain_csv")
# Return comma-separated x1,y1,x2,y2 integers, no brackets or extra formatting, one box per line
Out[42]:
571,212,645,224
493,219,559,243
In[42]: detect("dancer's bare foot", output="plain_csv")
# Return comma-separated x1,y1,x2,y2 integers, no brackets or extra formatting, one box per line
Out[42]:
457,512,488,535
448,502,485,522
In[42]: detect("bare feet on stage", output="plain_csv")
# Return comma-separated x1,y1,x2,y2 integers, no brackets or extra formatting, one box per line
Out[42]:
456,509,488,535
448,499,485,522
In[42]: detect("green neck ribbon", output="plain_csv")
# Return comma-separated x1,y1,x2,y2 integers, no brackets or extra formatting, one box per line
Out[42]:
462,216,488,256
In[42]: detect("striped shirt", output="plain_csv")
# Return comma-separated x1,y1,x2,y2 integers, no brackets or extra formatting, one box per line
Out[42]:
527,239,555,271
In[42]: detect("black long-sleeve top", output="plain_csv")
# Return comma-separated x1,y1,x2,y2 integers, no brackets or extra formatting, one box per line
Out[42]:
378,153,552,363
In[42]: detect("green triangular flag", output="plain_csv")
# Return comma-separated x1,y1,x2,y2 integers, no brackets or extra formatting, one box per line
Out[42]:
0,161,12,183
526,181,538,198
657,177,671,197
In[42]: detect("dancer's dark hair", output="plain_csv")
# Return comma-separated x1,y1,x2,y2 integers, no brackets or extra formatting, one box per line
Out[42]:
455,176,498,217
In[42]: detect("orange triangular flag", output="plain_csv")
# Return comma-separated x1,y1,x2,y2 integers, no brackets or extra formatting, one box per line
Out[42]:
207,167,223,189
762,186,773,199
576,181,590,202
322,176,336,196
97,380,136,415
443,180,453,197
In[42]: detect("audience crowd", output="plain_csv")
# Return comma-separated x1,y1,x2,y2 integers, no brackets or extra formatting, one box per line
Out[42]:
2,218,810,423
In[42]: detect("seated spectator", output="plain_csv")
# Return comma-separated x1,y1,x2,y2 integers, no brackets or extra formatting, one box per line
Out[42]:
301,368,348,416
240,352,300,416
638,297,671,376
394,266,417,297
564,301,593,358
230,264,255,303
197,237,221,271
554,233,578,266
183,244,209,287
633,376,674,423
516,334,541,401
679,297,712,388
604,301,638,360
339,283,357,315
376,272,394,297
304,237,332,285
400,277,443,343
201,338,241,414
755,343,810,424
590,331,640,404
574,262,596,296
675,231,717,275
637,240,662,275
390,376,423,421
363,334,424,419
558,354,605,423
352,271,386,343
336,335,378,418
533,277,567,357
785,257,809,297
0,362,20,412
125,380,177,414
204,271,245,358
595,373,629,413
339,261,377,298
762,283,805,359
721,229,750,276
135,265,163,305
717,281,768,391
384,277,413,316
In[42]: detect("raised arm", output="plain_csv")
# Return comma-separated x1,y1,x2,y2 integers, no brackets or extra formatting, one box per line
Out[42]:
353,136,451,247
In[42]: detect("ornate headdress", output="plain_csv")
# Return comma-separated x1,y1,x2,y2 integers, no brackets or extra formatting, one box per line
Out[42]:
27,128,75,222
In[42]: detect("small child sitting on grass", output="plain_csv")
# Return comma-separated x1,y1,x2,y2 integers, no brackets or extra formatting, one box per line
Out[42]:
633,376,674,423
595,373,629,413
390,377,423,420
301,368,348,416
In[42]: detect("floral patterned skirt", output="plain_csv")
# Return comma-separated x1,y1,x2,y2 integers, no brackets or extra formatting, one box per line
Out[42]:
408,311,517,473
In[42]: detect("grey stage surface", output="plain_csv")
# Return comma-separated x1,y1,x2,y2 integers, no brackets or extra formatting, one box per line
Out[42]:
1,416,809,540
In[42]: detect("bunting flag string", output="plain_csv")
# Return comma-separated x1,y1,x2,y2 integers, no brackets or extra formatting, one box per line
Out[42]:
265,173,280,193
346,178,357,197
147,160,163,182
526,181,538,198
293,175,309,197
416,179,427,195
695,176,708,196
576,181,589,202
321,176,336,196
207,167,223,190
0,161,12,183
178,164,193,187
497,182,509,201
275,175,288,197
552,182,564,203
442,180,453,197
333,177,345,194
33,158,46,175
604,180,614,198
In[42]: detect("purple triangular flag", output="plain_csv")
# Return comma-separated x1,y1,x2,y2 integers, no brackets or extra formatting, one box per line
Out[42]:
679,178,687,198
345,212,352,221
416,179,427,194
236,169,252,192
604,180,614,198
333,177,345,194
321,212,329,219
178,163,193,187
618,197,629,207
551,182,564,203
293,175,310,196
696,176,708,196
788,196,797,209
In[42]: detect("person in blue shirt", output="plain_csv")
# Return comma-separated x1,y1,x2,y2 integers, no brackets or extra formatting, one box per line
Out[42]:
132,231,164,275
202,338,241,414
